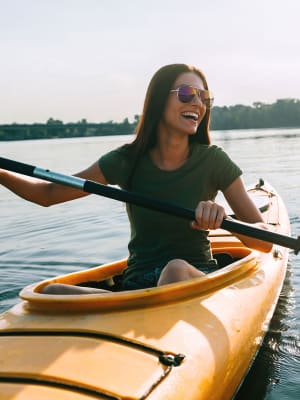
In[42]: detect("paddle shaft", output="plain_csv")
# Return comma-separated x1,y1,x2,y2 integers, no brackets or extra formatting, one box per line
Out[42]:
1,156,299,254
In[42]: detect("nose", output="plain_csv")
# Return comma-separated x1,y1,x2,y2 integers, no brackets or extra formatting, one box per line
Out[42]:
191,94,205,107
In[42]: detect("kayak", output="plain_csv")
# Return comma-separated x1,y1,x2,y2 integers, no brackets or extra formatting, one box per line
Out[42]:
0,180,291,400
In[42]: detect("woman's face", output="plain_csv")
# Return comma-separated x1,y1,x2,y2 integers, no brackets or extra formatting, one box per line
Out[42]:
159,72,207,137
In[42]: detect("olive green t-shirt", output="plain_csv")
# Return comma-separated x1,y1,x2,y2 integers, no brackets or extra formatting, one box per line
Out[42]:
99,143,242,281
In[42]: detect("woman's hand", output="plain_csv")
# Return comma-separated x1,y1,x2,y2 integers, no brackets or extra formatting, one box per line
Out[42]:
227,219,273,253
191,200,226,231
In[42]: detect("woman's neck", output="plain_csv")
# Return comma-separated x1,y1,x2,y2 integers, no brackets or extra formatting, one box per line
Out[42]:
150,136,190,171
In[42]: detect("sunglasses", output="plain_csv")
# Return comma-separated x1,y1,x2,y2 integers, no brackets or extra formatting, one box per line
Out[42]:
170,85,214,108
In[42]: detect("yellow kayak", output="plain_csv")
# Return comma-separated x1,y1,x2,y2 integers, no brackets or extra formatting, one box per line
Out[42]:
0,180,291,400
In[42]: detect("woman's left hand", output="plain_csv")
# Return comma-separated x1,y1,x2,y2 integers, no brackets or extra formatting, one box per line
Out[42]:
191,200,226,231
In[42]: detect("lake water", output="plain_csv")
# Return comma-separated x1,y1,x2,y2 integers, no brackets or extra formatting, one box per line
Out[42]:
1,129,299,399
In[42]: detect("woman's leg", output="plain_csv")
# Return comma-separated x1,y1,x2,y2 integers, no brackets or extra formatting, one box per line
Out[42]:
41,283,110,295
42,259,207,293
157,259,205,286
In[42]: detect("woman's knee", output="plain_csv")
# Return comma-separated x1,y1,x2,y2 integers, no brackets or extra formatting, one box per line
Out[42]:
158,259,205,285
158,259,191,283
162,259,187,275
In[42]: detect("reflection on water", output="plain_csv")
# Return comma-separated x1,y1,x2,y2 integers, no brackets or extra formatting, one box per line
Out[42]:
235,264,300,399
1,129,300,399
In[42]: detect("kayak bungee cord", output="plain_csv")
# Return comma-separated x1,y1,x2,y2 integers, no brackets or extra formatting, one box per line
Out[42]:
0,156,299,254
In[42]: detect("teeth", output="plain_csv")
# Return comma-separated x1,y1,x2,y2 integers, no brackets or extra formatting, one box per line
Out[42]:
182,112,199,120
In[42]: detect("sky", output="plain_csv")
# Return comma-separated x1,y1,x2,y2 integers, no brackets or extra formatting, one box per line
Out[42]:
1,0,300,124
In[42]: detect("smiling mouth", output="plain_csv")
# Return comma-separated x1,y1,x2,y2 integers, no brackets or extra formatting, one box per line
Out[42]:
181,112,199,121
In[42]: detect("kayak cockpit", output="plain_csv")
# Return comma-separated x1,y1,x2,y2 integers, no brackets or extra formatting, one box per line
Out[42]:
19,245,260,313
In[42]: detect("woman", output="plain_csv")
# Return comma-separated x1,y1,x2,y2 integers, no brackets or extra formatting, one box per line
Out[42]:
0,64,272,294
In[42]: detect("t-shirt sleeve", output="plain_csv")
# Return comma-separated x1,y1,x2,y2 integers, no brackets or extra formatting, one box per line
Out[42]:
212,147,242,191
98,147,131,187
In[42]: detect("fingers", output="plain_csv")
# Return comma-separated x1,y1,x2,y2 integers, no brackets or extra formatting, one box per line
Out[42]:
254,222,271,231
192,201,226,230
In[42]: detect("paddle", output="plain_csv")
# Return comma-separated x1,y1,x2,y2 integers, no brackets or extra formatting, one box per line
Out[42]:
0,156,299,254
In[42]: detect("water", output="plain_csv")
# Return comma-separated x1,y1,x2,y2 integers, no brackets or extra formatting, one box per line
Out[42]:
1,129,300,399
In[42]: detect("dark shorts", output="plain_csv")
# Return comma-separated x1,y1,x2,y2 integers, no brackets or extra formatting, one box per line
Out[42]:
122,259,220,291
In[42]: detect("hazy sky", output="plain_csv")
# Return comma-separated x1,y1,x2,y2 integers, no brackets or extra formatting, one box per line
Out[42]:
1,0,300,124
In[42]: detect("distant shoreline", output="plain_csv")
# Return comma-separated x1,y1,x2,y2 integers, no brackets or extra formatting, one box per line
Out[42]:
1,98,300,141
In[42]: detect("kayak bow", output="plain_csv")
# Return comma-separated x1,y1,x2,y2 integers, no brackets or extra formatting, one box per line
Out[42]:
0,180,291,399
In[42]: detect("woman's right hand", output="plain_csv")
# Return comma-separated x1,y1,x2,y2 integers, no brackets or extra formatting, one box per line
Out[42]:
191,200,226,231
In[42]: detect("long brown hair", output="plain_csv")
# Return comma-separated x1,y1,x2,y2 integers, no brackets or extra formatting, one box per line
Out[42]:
125,64,212,188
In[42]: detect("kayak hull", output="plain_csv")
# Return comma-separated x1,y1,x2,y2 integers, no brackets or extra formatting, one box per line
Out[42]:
0,181,290,400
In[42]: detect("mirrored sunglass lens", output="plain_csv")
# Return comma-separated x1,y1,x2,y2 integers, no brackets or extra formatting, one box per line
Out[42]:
201,91,214,108
178,86,195,103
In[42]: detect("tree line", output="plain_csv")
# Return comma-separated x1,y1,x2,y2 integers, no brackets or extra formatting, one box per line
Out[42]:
211,98,300,130
1,98,300,141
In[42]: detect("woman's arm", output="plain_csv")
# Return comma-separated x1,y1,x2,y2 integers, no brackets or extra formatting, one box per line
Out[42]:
192,177,273,253
223,177,273,253
0,161,108,207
